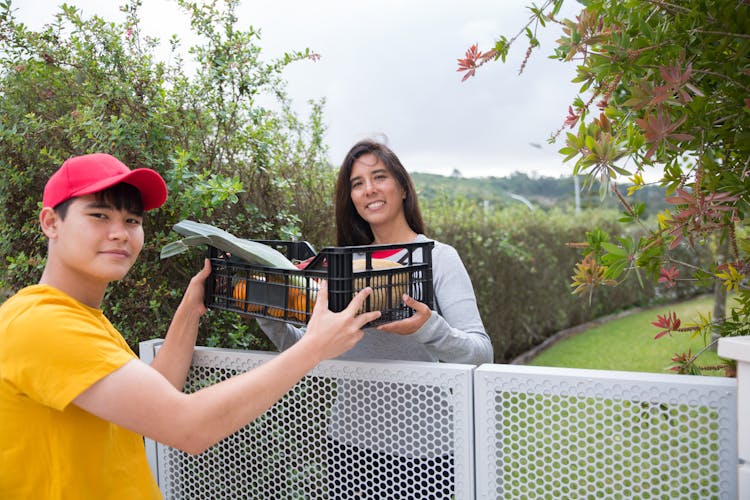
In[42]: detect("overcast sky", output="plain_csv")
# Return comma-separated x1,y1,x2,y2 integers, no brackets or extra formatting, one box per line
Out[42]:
15,0,583,179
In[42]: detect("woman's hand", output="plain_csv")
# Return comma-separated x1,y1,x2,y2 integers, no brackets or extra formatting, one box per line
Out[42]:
375,294,431,335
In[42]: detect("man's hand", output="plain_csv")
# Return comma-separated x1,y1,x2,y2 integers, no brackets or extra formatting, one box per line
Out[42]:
180,258,211,317
150,259,212,388
301,281,381,361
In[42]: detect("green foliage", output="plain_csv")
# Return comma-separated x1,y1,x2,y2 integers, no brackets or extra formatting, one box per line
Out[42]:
412,170,669,214
423,195,709,362
0,0,333,349
1,0,736,368
462,0,749,373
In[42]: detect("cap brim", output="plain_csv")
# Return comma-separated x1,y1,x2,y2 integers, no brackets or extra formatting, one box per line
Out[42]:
73,168,168,211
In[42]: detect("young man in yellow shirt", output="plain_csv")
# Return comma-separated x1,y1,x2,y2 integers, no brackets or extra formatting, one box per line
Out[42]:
0,153,379,499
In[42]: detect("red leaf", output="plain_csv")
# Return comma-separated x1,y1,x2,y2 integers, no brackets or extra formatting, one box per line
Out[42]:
457,44,485,81
657,265,679,288
460,69,476,82
652,311,680,339
564,106,580,128
654,329,671,340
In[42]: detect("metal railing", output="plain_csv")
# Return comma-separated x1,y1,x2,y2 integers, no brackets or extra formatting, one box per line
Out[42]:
140,340,739,499
474,364,737,499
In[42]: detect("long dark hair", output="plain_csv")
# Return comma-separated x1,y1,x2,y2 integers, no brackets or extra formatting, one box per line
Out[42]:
335,139,425,246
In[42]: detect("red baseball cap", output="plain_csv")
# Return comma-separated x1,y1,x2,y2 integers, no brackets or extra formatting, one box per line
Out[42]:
43,153,168,211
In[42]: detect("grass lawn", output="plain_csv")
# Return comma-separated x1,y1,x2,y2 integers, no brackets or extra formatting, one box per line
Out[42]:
528,294,731,376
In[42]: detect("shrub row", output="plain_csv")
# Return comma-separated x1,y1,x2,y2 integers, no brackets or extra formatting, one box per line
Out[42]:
423,197,710,363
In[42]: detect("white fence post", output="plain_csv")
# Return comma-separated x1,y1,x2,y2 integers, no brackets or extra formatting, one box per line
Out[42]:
718,336,750,498
138,339,165,482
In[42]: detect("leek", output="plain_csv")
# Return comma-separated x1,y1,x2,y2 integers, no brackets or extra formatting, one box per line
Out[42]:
160,220,297,270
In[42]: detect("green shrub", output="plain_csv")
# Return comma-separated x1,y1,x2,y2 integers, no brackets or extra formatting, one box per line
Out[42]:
423,195,709,362
0,0,332,350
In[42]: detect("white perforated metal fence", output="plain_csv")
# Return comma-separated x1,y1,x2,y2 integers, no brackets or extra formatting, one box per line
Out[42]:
474,364,738,500
140,341,475,499
140,341,738,499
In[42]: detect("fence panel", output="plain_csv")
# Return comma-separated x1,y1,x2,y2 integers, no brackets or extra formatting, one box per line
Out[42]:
140,340,475,499
473,364,738,499
140,341,739,499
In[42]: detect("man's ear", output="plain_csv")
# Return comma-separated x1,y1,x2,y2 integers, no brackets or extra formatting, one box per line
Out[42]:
39,207,60,239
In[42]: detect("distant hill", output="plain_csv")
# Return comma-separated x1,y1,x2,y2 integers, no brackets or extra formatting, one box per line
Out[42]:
410,171,668,214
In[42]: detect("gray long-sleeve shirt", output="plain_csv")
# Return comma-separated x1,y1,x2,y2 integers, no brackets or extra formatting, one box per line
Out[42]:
257,234,493,365
257,235,492,457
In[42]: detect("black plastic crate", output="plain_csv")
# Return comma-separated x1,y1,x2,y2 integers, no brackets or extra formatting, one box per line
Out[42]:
205,240,434,327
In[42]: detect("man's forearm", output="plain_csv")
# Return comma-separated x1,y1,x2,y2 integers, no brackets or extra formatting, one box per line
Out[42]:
176,336,324,454
151,301,203,388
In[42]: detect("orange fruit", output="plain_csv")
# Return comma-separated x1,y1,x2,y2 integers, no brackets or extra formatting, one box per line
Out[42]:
290,289,315,322
232,276,316,322
232,280,247,312
232,279,263,313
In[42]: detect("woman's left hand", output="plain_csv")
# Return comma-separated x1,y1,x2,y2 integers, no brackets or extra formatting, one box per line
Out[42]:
376,294,431,335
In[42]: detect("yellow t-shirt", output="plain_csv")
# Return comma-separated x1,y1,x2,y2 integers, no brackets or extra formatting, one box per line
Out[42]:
0,285,162,499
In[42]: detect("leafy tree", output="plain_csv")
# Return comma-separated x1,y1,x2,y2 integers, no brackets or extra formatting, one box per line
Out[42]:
0,0,334,349
457,0,749,375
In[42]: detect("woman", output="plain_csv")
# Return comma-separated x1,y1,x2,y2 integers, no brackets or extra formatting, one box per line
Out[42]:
331,139,491,361
258,138,492,498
